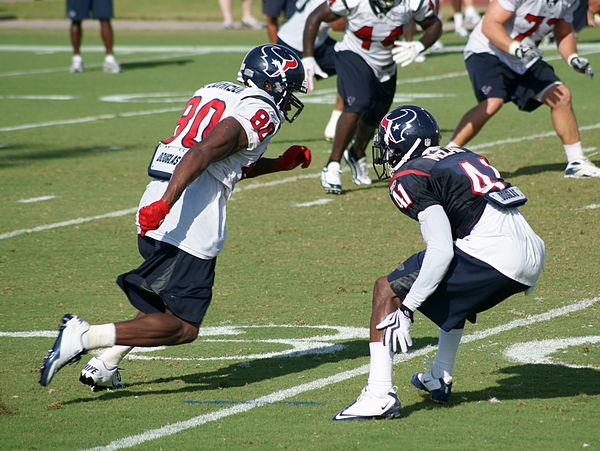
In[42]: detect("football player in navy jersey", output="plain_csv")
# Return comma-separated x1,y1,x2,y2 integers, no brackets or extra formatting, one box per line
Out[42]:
39,45,313,390
333,105,545,421
447,0,599,178
303,0,442,194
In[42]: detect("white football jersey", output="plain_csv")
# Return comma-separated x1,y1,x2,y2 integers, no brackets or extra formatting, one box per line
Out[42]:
330,0,435,82
465,0,577,74
279,0,332,51
140,81,283,259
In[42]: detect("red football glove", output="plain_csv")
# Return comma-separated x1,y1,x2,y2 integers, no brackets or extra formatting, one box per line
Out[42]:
138,199,170,236
275,145,312,171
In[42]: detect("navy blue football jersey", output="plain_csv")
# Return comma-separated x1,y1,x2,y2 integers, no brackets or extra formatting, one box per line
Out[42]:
388,146,515,239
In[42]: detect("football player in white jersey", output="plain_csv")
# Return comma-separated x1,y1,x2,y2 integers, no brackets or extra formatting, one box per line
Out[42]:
447,0,599,178
333,105,544,420
277,0,346,140
304,0,442,194
39,44,313,390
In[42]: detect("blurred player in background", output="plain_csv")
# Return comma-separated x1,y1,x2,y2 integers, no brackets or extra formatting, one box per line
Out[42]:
447,0,599,178
264,0,297,43
333,105,545,420
66,0,121,73
39,44,313,390
278,0,347,140
304,0,442,194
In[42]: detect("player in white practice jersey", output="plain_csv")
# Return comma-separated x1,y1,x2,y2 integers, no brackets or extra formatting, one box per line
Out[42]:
278,0,346,140
447,0,599,178
304,0,442,194
39,44,313,390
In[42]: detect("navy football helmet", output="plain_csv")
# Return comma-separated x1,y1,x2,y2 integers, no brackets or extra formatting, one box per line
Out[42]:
238,44,307,122
372,105,440,179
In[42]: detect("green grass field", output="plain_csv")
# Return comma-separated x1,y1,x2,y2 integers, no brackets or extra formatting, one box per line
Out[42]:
0,17,599,451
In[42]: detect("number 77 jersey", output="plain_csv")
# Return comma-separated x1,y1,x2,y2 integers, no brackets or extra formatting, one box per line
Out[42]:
388,146,524,240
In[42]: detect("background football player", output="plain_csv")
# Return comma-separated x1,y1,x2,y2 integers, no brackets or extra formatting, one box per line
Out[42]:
303,0,442,194
447,0,599,178
39,44,313,390
277,0,347,140
333,105,545,420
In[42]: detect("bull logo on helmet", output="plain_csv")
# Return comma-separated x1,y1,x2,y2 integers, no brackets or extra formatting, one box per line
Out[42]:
380,108,417,147
260,45,299,78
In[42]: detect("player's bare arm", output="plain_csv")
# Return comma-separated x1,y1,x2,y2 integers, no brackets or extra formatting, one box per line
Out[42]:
415,15,443,49
303,3,341,57
481,0,516,52
161,117,247,207
553,19,578,61
245,145,312,178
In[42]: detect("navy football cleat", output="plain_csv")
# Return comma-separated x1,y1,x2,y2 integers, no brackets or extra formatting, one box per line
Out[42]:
411,371,452,402
39,314,89,386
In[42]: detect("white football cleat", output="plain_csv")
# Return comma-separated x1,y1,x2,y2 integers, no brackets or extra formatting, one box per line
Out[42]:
240,16,264,29
39,314,89,386
564,159,600,178
332,386,401,421
70,55,83,73
103,55,123,74
80,357,124,391
454,25,469,38
321,161,343,194
343,147,372,185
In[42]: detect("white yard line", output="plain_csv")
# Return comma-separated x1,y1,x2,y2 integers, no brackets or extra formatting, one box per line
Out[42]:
82,297,599,451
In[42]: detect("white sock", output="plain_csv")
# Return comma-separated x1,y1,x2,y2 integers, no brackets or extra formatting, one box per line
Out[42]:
431,328,464,380
97,345,133,368
563,142,585,162
87,323,116,350
72,54,82,64
465,6,479,18
104,54,116,63
367,342,394,397
324,109,342,137
453,13,464,29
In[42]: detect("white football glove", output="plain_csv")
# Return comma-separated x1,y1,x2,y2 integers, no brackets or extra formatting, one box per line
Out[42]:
392,41,425,68
376,306,414,353
568,54,594,78
508,41,542,64
301,56,328,93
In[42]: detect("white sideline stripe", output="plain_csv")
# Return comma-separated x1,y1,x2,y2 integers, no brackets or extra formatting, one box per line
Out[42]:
294,198,335,207
82,297,598,451
0,107,181,132
17,195,56,203
470,122,600,150
0,208,137,240
580,204,600,210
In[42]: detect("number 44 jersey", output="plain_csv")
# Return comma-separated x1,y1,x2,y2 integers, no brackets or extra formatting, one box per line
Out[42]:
389,146,545,288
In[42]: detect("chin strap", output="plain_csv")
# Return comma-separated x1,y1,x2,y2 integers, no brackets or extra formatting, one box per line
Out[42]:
390,138,422,173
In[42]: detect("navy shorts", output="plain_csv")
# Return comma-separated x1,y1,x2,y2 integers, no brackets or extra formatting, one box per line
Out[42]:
277,36,337,76
387,246,528,331
66,0,114,20
335,50,396,126
116,236,216,325
466,53,561,112
263,0,296,18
